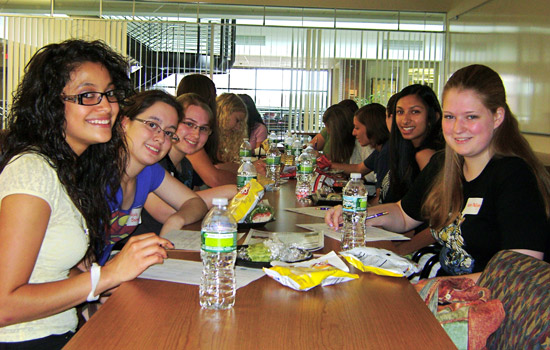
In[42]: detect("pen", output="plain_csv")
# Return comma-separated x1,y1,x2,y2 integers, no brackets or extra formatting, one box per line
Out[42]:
365,211,389,221
315,207,331,210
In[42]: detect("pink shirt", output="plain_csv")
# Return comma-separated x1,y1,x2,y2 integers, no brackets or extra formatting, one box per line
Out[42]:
249,123,268,152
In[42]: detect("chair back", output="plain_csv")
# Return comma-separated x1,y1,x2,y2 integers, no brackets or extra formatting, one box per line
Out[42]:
477,250,550,350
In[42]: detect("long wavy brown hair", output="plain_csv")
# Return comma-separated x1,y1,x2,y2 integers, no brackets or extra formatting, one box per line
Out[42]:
422,64,550,230
216,93,248,163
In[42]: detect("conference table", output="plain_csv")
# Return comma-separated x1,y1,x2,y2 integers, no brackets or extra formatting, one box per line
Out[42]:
64,180,457,350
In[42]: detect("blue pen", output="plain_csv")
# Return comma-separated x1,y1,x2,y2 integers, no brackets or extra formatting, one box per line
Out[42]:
365,211,389,221
315,207,331,210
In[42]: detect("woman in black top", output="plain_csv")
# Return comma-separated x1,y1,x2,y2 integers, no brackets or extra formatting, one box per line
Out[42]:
327,65,550,278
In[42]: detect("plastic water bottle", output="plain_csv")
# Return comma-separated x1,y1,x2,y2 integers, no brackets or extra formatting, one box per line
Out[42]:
295,150,313,202
292,138,303,165
237,157,257,190
284,132,295,166
341,173,368,250
239,138,252,159
303,143,317,168
268,131,278,144
200,198,238,310
266,142,281,191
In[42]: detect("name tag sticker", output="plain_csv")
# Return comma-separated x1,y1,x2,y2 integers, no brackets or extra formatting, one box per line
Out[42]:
462,198,483,215
128,207,142,226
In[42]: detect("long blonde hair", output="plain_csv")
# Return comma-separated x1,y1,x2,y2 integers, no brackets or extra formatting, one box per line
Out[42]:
422,64,550,230
216,93,248,163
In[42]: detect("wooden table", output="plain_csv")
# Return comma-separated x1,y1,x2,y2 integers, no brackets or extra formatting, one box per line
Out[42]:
65,180,456,350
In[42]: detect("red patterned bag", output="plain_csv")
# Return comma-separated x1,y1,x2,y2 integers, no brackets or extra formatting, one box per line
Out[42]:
414,277,505,350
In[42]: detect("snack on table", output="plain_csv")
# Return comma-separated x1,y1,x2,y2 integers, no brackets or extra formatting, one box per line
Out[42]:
227,179,265,223
340,247,420,277
264,251,358,291
257,173,275,188
237,241,312,264
244,200,274,223
241,243,271,262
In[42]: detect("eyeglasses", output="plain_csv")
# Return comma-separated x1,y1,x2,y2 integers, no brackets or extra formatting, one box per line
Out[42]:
134,118,180,143
181,120,212,136
61,89,126,106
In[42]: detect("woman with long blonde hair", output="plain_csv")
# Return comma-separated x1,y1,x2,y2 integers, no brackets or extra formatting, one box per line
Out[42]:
326,64,550,278
216,93,248,164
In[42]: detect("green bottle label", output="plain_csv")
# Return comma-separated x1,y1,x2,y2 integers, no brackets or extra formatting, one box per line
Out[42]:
237,175,256,188
342,195,367,212
239,149,251,157
266,155,281,165
297,163,313,174
201,230,237,253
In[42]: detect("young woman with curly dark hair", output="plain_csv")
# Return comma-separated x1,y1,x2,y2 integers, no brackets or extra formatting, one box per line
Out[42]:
0,39,173,349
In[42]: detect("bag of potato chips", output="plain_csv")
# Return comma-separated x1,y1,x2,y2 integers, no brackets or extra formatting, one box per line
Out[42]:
340,247,420,277
227,179,264,223
263,251,359,291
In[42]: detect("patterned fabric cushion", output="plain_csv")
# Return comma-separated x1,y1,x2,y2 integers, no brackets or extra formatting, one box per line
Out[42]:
477,250,550,350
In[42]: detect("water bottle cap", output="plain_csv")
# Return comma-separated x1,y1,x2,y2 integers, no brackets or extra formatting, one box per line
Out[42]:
212,198,228,205
350,173,361,179
242,157,252,161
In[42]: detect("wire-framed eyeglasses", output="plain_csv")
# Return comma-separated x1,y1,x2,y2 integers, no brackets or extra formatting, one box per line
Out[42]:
181,120,212,136
61,89,126,106
134,118,180,143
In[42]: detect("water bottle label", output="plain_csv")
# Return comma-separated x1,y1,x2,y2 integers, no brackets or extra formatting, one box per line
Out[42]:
343,195,367,212
237,175,257,188
201,230,237,253
266,155,281,165
239,149,251,157
297,163,313,173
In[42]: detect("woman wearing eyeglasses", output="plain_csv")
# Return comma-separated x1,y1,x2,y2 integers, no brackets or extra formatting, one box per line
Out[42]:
132,93,237,236
99,90,208,265
0,40,175,349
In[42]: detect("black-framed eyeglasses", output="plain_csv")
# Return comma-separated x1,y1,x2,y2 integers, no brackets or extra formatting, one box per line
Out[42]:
181,120,212,136
61,89,126,106
134,118,180,143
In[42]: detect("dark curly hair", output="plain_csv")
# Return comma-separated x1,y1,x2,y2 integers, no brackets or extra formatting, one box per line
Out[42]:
0,39,132,265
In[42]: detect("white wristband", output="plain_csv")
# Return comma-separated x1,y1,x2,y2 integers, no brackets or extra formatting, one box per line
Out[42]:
87,263,101,302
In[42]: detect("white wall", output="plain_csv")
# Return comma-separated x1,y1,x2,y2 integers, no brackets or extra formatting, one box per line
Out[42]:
447,0,550,158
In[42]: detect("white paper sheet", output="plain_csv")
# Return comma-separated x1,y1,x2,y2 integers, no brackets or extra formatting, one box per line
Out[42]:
138,259,265,289
163,230,245,251
284,206,331,218
296,223,410,242
243,228,324,251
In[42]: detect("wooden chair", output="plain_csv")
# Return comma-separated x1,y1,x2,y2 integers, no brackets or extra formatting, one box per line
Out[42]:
477,250,550,350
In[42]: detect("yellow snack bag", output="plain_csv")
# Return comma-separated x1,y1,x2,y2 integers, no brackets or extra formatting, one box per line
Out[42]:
263,251,359,291
227,179,265,223
340,247,420,277
261,138,270,153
